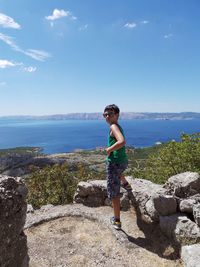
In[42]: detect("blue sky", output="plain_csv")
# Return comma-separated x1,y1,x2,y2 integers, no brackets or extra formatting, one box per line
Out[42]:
0,0,200,115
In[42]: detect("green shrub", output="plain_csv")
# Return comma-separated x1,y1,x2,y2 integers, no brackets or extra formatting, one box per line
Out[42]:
25,162,104,209
131,133,200,184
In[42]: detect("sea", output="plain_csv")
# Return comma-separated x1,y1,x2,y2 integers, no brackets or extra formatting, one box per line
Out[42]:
0,118,200,154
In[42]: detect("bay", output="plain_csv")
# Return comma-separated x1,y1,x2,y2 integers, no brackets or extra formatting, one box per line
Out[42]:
0,118,200,154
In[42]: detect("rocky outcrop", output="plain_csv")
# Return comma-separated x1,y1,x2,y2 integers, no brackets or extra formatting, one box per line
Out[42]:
74,172,200,246
73,171,200,266
0,175,29,267
164,172,200,198
126,173,200,245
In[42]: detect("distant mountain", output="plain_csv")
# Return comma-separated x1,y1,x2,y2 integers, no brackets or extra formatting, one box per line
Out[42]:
1,112,200,120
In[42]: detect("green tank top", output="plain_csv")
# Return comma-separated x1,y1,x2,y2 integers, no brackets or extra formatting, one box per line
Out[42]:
107,124,128,163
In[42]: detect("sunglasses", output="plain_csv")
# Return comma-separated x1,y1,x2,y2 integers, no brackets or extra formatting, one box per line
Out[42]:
103,111,115,118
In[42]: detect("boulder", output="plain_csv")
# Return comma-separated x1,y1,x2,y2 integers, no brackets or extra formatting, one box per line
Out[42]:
164,172,200,198
179,199,196,213
153,194,177,216
179,194,200,213
73,180,107,207
126,177,170,222
181,244,200,267
0,175,29,267
159,214,200,245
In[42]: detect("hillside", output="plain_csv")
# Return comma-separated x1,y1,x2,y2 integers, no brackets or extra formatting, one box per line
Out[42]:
1,111,200,120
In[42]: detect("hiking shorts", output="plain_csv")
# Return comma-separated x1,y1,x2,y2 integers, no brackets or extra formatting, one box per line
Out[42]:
106,161,128,200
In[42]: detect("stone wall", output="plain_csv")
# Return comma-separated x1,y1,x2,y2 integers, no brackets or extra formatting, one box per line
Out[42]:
0,175,29,267
74,172,200,266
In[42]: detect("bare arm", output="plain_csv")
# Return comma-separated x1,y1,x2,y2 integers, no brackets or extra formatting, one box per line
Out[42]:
106,124,125,155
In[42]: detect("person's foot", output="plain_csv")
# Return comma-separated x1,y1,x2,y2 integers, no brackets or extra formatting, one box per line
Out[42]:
121,181,132,191
110,216,121,230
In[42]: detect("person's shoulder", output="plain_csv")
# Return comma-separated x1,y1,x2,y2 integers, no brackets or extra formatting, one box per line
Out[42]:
110,123,120,131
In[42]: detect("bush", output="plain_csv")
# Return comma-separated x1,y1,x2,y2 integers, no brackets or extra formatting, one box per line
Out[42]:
25,162,104,209
131,133,200,184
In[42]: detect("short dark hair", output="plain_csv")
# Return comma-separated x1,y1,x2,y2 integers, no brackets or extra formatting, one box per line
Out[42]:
104,104,120,114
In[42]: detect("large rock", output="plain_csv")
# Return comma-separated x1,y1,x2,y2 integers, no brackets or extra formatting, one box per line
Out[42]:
74,180,107,207
159,214,200,245
0,175,29,267
180,199,197,213
73,180,130,210
164,172,200,198
153,194,177,216
181,244,200,267
179,194,200,213
126,177,177,222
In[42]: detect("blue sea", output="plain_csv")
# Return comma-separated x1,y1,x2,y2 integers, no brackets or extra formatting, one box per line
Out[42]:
0,118,200,154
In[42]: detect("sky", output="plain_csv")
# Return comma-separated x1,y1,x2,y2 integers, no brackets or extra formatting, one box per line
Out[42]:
0,0,200,115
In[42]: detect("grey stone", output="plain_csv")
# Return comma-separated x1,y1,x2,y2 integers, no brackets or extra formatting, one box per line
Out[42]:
0,175,28,267
153,194,177,216
76,181,93,197
193,203,200,227
179,194,200,213
181,244,200,267
180,198,196,213
126,177,167,222
164,172,200,198
40,204,54,212
159,214,200,245
27,204,34,213
74,180,108,207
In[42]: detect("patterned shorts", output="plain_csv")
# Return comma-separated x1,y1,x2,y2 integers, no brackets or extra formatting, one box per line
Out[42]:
106,161,128,199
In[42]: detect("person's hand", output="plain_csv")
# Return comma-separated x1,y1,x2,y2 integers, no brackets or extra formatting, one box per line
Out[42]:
106,147,111,156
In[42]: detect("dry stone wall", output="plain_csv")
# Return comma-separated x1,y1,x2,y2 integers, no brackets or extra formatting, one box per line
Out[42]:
74,172,200,266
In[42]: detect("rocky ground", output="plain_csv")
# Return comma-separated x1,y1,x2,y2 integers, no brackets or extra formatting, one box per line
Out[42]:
25,204,183,267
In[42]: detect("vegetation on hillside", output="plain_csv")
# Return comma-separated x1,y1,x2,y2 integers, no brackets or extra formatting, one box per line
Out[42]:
25,162,105,208
0,147,42,157
3,133,200,207
130,133,200,184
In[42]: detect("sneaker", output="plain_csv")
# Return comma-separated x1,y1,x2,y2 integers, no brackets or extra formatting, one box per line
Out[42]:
110,216,121,230
121,182,132,191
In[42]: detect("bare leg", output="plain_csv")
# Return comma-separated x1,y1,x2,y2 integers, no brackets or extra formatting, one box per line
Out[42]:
120,175,132,190
120,174,128,184
112,197,120,219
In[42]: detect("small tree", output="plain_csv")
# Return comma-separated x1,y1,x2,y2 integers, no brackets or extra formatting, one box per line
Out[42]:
132,133,200,184
26,162,104,209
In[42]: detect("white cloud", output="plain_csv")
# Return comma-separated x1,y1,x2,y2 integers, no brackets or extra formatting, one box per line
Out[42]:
25,49,51,62
0,13,21,29
0,59,21,68
79,24,88,31
0,33,51,61
164,33,173,39
0,33,19,50
46,9,77,21
124,22,137,29
141,20,149,24
24,66,37,73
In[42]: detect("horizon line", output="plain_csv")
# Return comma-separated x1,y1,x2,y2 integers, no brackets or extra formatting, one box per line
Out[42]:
0,111,200,117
